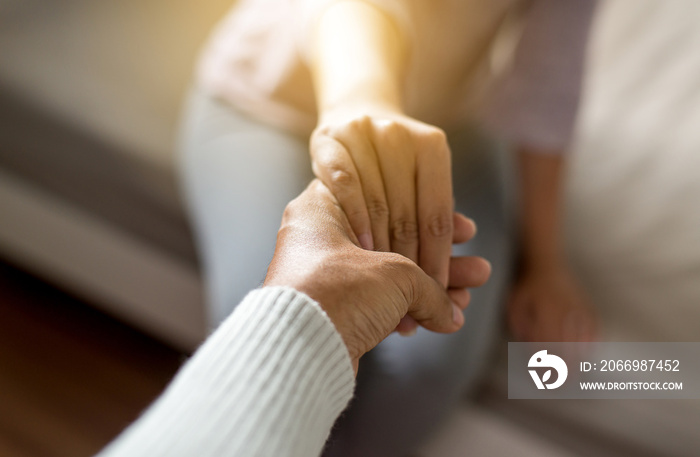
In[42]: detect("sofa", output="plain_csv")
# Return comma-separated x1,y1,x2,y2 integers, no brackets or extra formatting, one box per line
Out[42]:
1,0,698,455
0,0,235,349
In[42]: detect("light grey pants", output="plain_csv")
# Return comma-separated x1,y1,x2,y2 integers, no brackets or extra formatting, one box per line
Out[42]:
178,90,514,457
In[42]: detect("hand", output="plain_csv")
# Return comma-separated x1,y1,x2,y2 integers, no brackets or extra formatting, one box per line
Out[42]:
507,265,598,342
310,110,454,288
264,180,491,373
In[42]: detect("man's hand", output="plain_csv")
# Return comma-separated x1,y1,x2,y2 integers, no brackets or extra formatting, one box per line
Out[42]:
264,181,491,373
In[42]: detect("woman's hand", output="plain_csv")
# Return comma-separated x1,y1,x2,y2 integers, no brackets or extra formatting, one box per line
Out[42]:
507,265,598,342
310,110,454,287
308,2,453,286
508,148,598,342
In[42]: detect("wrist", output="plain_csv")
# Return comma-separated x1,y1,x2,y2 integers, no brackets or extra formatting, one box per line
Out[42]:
311,0,406,126
264,257,361,358
519,247,567,275
317,93,404,125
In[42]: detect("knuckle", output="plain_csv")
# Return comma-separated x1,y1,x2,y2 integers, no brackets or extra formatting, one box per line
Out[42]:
281,200,295,222
385,253,416,275
391,219,419,244
309,125,324,142
427,127,447,143
344,207,369,225
374,120,405,143
337,115,372,136
417,127,449,154
280,192,304,223
327,167,357,189
381,120,402,136
356,115,373,127
426,212,452,238
383,254,419,296
366,199,390,220
346,117,366,133
383,251,415,272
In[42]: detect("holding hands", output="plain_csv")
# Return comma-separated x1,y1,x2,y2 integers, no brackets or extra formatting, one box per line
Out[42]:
265,180,491,372
310,0,599,344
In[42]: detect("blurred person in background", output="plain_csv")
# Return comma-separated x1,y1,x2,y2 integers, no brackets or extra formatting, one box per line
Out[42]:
178,0,598,455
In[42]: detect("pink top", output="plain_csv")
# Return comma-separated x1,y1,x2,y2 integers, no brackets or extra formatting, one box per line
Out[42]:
197,0,596,150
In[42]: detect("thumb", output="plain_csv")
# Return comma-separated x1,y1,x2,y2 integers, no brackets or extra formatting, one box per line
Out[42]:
404,268,464,333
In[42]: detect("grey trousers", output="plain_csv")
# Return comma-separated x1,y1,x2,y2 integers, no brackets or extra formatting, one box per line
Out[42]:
178,90,514,457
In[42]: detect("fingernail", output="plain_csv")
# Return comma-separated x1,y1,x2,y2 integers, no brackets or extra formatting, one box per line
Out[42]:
358,233,374,251
452,304,464,327
398,328,417,337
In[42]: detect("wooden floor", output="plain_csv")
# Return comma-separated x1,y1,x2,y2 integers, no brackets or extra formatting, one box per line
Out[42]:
0,260,183,457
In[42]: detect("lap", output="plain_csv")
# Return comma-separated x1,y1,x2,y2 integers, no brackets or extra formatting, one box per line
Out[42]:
178,89,313,325
179,91,515,456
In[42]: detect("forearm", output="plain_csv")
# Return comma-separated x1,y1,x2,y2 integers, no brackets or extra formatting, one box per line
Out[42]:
97,287,354,457
310,0,407,118
308,4,455,285
516,147,567,271
510,148,598,343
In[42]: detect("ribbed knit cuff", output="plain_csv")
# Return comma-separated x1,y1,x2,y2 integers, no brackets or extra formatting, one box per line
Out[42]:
98,287,355,457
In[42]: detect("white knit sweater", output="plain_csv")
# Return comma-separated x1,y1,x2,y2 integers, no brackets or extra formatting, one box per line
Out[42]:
97,286,355,457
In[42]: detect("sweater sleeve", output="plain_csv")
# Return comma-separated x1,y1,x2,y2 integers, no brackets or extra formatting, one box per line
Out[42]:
484,0,598,152
97,287,355,457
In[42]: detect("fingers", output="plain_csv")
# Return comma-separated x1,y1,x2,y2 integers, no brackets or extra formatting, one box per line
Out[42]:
282,180,359,245
448,288,471,310
453,213,476,244
313,117,458,288
335,120,392,252
506,272,601,343
400,260,464,334
564,307,598,343
372,121,419,262
310,133,374,250
395,315,418,336
508,296,598,343
448,256,491,289
396,254,488,337
397,284,471,337
416,131,453,287
579,311,599,342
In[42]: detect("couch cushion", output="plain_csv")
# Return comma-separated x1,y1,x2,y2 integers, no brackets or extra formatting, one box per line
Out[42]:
0,0,232,168
0,0,233,261
501,1,700,454
566,0,700,343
